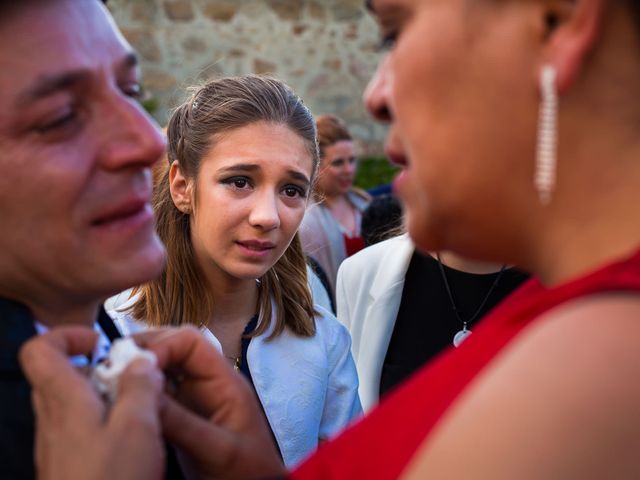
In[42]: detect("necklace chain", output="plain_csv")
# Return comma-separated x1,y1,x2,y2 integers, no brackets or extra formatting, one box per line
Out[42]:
436,253,506,329
225,355,241,370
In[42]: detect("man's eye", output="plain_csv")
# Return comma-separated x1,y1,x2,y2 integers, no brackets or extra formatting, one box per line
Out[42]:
37,111,77,133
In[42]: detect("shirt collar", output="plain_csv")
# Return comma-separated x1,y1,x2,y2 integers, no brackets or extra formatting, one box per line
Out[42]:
0,297,121,372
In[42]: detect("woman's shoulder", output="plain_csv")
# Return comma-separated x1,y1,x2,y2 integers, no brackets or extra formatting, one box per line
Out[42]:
523,292,640,355
348,188,372,209
400,293,640,478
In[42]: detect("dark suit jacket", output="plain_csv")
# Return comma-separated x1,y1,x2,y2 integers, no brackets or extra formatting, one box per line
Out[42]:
0,298,37,480
0,297,184,480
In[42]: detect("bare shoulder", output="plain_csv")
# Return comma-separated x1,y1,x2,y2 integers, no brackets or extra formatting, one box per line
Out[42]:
402,293,640,479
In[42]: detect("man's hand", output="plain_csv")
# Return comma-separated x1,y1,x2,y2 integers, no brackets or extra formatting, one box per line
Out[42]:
136,327,286,480
19,327,165,480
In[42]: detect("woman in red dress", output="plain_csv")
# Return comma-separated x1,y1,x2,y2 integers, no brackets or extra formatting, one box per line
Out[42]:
20,0,640,478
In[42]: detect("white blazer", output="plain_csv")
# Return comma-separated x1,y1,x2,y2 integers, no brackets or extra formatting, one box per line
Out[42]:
335,234,415,412
110,301,361,467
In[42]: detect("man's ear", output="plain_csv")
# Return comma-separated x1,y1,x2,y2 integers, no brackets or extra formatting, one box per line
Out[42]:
539,0,604,92
169,161,193,214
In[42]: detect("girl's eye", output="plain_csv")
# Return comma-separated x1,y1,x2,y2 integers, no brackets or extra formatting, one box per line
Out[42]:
283,185,306,198
222,176,252,190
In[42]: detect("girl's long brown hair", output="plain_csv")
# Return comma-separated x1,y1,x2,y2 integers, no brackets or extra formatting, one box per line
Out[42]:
128,75,320,339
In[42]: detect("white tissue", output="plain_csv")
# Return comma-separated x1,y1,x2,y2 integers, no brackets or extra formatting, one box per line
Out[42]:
91,338,156,401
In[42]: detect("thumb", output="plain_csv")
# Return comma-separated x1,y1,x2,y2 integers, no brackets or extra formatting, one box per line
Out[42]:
108,358,164,440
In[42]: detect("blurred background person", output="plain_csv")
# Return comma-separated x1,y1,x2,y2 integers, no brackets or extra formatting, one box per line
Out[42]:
359,193,403,247
300,114,371,301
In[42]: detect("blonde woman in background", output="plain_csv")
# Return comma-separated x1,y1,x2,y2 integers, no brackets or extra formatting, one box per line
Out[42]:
299,114,370,299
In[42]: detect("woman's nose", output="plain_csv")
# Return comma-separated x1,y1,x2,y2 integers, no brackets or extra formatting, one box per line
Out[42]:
364,54,393,123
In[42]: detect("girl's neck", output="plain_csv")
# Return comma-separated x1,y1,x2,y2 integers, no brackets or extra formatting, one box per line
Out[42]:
208,276,259,326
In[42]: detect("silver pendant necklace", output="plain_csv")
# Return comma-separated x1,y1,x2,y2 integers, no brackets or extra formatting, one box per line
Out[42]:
436,253,506,347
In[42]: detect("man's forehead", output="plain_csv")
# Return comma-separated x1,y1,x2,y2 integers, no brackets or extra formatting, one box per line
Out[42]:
0,0,126,58
0,0,134,101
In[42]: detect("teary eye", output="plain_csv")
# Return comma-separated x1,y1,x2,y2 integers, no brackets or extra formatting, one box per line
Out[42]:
283,185,307,198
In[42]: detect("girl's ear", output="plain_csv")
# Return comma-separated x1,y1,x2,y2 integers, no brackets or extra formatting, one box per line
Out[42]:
169,161,193,214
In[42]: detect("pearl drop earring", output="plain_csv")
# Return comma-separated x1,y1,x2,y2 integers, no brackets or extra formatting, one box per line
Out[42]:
534,65,558,205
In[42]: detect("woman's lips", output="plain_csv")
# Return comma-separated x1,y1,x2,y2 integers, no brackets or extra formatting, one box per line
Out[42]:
392,169,409,196
385,149,408,167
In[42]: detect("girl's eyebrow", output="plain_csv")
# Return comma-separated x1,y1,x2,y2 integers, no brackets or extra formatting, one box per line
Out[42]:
288,170,311,188
217,163,310,187
217,163,259,174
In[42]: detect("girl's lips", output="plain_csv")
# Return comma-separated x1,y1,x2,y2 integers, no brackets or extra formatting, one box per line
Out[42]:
236,240,276,258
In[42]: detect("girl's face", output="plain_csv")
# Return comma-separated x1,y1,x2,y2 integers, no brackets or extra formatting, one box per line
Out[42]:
366,0,540,258
175,121,313,284
316,140,358,198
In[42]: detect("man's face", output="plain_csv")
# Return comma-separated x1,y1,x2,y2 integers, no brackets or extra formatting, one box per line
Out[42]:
0,0,167,309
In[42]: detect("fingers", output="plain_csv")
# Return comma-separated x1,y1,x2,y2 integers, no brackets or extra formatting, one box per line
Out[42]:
107,358,166,476
134,326,226,377
160,394,237,469
134,327,248,418
109,358,164,437
19,327,103,426
162,395,285,479
20,326,98,379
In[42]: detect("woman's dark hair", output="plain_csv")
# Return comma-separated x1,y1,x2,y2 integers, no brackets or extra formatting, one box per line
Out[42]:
361,195,404,247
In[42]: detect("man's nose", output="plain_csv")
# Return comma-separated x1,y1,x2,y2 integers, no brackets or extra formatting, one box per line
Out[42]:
97,95,166,171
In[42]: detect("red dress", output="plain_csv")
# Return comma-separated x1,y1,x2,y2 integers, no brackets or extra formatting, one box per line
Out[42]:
292,248,640,479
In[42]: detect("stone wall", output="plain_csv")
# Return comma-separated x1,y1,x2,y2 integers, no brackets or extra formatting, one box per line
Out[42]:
108,0,387,154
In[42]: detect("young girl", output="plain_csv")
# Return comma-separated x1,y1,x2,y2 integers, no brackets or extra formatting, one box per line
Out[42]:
111,75,361,467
